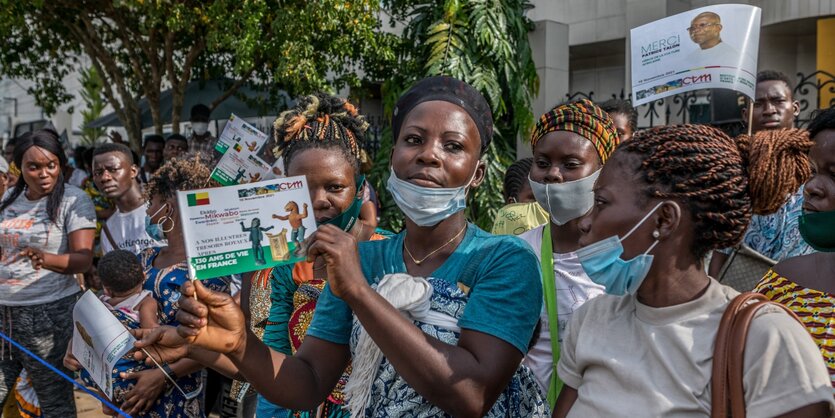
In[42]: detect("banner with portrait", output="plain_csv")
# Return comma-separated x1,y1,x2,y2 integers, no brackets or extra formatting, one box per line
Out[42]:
630,4,761,106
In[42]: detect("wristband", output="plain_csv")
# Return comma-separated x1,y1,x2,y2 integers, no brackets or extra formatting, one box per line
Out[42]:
161,362,177,381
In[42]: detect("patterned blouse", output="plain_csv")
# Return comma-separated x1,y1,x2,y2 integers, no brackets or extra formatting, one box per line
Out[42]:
721,187,814,261
755,269,835,388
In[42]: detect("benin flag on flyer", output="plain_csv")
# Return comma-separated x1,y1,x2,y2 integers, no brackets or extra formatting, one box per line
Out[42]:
177,176,316,280
187,192,210,207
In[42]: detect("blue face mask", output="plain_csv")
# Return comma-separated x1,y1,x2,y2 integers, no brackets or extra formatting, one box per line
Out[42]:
575,201,668,296
145,203,168,241
386,166,477,227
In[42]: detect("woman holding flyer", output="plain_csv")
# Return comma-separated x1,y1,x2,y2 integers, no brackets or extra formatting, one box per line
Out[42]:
72,155,231,417
134,76,548,416
238,93,387,418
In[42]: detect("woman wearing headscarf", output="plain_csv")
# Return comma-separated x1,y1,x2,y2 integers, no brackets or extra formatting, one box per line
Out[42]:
134,76,549,416
518,100,620,409
552,124,832,417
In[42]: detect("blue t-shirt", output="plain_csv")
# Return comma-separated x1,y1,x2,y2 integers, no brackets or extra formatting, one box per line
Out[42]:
307,224,543,354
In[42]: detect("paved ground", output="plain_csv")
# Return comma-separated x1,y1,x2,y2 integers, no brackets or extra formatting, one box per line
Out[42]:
76,388,106,417
75,388,223,417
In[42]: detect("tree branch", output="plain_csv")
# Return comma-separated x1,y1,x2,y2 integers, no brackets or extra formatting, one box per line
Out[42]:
210,57,264,110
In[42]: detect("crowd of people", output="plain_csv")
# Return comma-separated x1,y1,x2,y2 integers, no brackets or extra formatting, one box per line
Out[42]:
0,69,833,418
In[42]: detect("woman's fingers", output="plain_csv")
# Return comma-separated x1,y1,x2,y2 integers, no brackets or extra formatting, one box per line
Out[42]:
180,280,196,298
177,294,208,322
193,280,229,307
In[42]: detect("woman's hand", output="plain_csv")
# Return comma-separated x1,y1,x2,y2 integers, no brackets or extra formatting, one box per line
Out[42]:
17,247,45,270
132,326,190,365
175,280,247,355
63,339,81,371
119,368,166,416
305,224,366,299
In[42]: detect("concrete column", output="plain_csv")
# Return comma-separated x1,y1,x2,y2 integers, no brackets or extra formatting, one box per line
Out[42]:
520,19,570,159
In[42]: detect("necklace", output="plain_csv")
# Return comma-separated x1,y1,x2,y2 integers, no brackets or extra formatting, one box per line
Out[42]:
403,224,468,265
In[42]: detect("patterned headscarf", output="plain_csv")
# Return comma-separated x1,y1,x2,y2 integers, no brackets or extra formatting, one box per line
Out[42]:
393,76,493,155
530,99,620,164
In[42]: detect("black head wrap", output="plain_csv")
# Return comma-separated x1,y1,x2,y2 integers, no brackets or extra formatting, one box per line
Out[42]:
392,76,493,155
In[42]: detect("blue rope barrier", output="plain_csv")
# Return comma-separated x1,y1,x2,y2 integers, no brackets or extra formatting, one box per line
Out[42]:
0,329,131,418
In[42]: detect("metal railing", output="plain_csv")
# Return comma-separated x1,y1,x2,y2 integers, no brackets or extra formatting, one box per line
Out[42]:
565,70,835,130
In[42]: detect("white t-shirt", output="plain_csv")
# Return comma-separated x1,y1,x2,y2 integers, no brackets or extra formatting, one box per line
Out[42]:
558,278,834,417
518,225,605,393
0,185,96,305
100,203,166,254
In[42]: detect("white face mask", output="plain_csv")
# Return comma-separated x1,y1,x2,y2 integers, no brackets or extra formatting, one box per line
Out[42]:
528,169,600,226
191,122,209,136
386,165,478,227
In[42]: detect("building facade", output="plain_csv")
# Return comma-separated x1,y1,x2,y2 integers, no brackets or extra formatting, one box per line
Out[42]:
524,0,835,154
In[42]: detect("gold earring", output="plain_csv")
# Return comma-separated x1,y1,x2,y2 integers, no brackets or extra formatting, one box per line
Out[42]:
159,216,175,233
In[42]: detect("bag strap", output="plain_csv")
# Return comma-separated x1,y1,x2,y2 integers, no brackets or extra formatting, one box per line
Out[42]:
101,221,118,251
711,292,804,418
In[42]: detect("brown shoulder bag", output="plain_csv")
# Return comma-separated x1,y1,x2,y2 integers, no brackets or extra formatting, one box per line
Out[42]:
711,292,804,418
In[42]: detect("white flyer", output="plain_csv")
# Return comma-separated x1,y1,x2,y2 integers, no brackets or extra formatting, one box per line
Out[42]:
630,4,761,105
177,176,316,280
72,291,136,400
211,114,273,186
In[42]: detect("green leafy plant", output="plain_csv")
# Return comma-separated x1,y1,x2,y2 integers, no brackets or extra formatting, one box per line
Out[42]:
79,66,106,146
0,0,399,151
371,0,539,231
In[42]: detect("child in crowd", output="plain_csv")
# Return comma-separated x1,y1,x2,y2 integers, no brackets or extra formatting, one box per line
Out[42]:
491,157,549,235
98,249,158,329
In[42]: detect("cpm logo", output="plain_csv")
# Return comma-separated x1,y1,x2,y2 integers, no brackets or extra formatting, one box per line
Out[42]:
277,180,303,191
681,73,711,85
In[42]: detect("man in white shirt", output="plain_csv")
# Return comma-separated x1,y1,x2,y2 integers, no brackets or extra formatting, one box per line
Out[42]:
92,143,166,254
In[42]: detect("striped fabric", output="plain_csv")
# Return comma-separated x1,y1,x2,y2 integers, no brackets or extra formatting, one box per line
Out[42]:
530,99,620,164
755,269,835,389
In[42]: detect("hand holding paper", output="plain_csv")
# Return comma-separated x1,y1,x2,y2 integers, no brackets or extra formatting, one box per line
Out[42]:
132,326,190,365
305,224,366,300
173,280,248,356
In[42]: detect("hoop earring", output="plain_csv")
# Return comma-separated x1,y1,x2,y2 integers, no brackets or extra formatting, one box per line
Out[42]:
159,216,175,233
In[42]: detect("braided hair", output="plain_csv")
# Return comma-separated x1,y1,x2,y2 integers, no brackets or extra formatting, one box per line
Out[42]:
503,158,533,203
144,154,211,202
272,93,368,175
619,124,793,258
735,128,812,215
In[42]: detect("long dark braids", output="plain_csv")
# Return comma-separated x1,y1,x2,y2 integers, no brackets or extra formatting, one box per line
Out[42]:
503,158,533,203
616,125,808,258
0,129,67,223
272,93,368,175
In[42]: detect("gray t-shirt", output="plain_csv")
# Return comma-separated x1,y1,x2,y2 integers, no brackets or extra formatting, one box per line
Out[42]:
0,185,96,306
